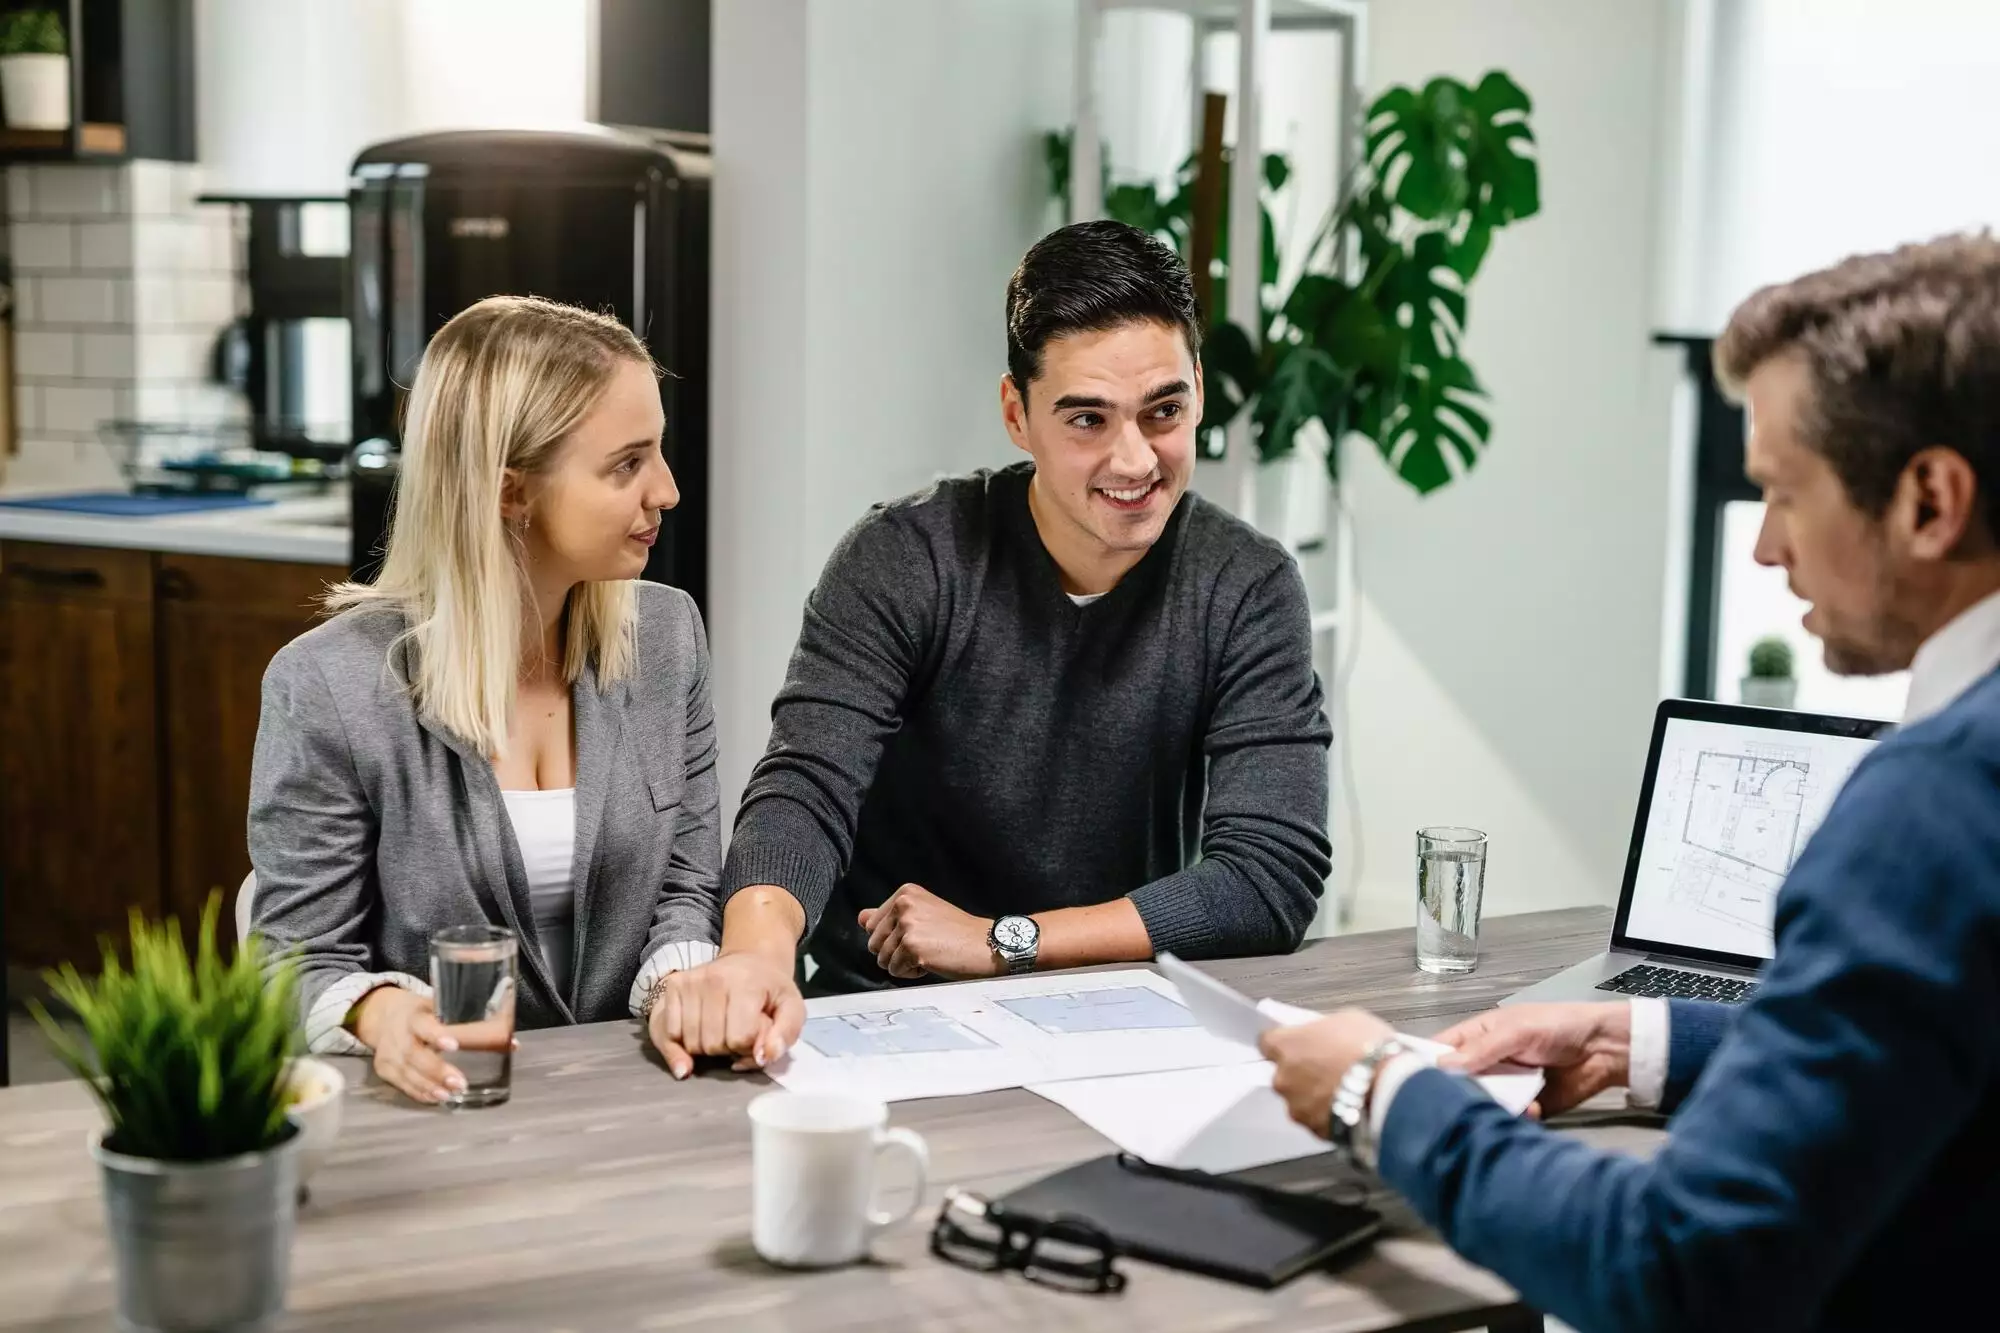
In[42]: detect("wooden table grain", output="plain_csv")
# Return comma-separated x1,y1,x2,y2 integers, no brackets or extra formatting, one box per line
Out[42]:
0,906,1659,1332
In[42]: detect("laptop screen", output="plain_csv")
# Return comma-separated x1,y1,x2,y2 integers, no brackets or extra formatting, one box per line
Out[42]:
1613,704,1887,966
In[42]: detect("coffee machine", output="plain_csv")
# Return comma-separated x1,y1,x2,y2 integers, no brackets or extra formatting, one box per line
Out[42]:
346,126,711,606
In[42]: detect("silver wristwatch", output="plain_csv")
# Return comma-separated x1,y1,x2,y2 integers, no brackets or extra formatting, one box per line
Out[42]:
1329,1036,1408,1158
988,915,1040,974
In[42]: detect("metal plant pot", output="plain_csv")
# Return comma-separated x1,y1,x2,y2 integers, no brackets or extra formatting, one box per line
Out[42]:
91,1123,301,1332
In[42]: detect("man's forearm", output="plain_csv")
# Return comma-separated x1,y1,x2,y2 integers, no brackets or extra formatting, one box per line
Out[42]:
1029,898,1154,970
721,885,807,969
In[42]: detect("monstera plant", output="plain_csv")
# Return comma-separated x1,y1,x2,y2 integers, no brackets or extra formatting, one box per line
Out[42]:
1052,71,1540,496
1205,72,1541,494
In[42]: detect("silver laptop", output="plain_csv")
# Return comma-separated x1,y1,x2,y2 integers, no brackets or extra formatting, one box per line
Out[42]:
1504,699,1887,1007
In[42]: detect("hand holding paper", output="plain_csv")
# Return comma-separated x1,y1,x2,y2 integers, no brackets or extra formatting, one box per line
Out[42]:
1157,954,1545,1119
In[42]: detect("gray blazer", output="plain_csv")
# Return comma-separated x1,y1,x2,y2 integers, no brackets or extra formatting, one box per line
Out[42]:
248,582,722,1031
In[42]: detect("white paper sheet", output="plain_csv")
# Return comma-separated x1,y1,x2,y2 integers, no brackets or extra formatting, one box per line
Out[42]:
1028,1062,1330,1173
1030,957,1548,1173
765,969,1260,1103
1158,953,1545,1115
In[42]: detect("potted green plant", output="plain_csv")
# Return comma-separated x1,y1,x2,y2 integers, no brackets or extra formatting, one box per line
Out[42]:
1742,635,1798,709
0,7,69,131
33,897,304,1333
1048,71,1540,499
1203,72,1542,495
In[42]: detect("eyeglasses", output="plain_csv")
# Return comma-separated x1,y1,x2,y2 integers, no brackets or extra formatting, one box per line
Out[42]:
930,1188,1127,1295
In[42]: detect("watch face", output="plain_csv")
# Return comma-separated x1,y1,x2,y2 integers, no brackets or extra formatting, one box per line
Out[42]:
994,916,1038,952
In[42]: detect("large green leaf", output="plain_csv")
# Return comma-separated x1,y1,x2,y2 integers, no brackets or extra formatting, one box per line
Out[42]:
1199,319,1260,435
1466,71,1540,230
1253,345,1347,464
1447,221,1493,281
1106,181,1166,236
1374,355,1491,494
1375,231,1468,363
1316,285,1405,378
1368,79,1473,221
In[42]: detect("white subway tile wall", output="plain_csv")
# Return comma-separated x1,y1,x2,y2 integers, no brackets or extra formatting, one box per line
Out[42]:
29,166,125,218
37,276,120,326
5,438,124,491
79,331,136,380
15,330,77,379
6,161,244,488
74,220,135,271
11,221,73,271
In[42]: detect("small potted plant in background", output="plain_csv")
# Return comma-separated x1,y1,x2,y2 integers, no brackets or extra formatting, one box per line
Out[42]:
34,897,304,1333
0,6,68,131
1742,635,1798,709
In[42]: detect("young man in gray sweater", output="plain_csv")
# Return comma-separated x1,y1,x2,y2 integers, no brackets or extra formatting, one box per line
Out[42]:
646,221,1331,1074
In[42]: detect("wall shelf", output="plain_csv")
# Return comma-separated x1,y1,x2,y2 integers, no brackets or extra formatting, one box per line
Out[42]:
0,120,123,158
0,0,192,164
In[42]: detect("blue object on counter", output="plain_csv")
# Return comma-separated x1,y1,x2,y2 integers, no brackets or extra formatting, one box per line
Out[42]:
0,491,277,517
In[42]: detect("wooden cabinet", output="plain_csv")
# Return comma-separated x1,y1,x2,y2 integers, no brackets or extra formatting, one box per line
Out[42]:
157,553,340,938
0,542,159,970
0,541,341,970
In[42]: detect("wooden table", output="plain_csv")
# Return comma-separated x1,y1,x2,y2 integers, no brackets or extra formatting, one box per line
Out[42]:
0,906,1659,1332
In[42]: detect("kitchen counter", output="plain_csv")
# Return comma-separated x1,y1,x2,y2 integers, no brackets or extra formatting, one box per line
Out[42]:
0,488,349,565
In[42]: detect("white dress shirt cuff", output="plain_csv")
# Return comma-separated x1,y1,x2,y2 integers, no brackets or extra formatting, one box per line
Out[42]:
1626,996,1670,1109
627,940,723,1018
304,970,433,1056
1359,1052,1430,1170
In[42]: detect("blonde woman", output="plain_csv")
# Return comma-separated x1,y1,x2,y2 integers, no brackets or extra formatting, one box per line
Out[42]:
250,295,720,1104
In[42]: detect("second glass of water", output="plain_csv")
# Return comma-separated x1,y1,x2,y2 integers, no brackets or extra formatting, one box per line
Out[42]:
1416,828,1487,974
429,924,518,1108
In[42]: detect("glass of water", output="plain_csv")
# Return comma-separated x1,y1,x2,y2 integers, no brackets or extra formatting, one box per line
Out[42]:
1416,827,1487,974
429,925,518,1108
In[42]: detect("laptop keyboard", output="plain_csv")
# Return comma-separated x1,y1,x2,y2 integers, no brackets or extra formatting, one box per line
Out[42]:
1596,963,1757,1005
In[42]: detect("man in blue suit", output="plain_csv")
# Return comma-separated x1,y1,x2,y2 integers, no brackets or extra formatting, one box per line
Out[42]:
1261,233,2000,1333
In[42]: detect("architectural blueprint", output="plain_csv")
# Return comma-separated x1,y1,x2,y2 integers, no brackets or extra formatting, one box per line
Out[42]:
1624,718,1878,957
770,970,1258,1102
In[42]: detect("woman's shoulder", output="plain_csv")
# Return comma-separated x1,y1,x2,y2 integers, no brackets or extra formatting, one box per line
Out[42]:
265,602,408,699
631,579,704,661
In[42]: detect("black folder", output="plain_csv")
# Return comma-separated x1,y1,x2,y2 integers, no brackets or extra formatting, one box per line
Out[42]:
996,1154,1381,1289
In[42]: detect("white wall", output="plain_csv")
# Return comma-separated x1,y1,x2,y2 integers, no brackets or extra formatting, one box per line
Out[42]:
1339,0,1683,927
708,0,1074,824
396,0,594,138
194,0,593,196
194,0,403,196
1691,0,2000,330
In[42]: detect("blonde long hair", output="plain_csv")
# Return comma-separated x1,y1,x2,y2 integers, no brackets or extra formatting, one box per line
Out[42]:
325,295,655,758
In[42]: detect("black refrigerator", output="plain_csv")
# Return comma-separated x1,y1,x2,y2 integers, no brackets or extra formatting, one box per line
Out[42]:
346,126,712,608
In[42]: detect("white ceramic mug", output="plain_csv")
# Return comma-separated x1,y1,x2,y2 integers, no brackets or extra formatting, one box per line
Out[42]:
747,1090,930,1268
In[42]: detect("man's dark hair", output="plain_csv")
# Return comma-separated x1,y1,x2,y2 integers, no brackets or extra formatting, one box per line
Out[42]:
1716,232,2000,545
1005,220,1201,398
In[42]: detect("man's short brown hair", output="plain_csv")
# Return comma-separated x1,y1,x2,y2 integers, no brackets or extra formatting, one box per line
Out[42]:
1715,232,2000,545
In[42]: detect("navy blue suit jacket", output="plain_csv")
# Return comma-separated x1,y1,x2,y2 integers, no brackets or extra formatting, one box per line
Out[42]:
1378,670,2000,1332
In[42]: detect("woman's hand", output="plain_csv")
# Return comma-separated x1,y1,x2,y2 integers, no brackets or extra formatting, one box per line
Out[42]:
351,986,466,1105
646,951,806,1079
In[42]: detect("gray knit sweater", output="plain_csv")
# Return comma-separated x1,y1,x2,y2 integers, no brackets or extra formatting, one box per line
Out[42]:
722,462,1332,992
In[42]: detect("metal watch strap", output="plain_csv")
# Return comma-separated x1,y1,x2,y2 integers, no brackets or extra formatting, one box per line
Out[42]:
1328,1036,1407,1157
990,917,1038,974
